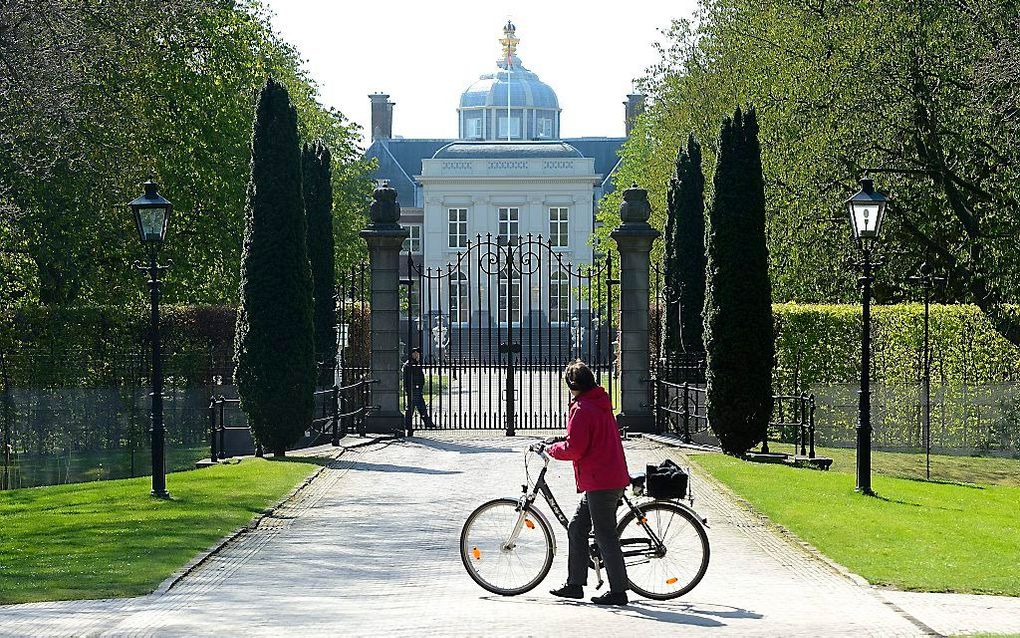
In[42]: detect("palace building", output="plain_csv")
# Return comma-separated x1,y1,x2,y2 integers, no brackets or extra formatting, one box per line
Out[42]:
365,22,642,273
364,22,642,361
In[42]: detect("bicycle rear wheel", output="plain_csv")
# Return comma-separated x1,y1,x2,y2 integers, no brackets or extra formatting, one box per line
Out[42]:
617,500,710,600
460,498,554,596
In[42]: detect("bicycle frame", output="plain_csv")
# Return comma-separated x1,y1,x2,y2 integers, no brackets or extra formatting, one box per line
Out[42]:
511,449,693,563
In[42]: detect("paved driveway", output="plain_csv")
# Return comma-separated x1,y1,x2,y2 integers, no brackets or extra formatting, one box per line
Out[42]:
2,434,1017,637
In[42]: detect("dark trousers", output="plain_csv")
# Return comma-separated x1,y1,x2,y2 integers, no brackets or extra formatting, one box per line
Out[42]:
404,390,434,428
567,488,628,593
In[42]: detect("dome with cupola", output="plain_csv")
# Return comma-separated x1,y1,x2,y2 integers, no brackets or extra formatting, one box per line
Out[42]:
457,22,561,141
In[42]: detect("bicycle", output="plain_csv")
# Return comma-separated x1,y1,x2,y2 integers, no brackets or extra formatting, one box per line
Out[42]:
460,438,711,600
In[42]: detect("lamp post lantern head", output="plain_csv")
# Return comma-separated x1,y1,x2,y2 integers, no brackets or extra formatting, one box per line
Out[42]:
846,178,888,242
129,180,172,245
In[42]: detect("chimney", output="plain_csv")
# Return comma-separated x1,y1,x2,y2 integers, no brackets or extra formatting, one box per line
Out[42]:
369,93,395,141
624,93,645,136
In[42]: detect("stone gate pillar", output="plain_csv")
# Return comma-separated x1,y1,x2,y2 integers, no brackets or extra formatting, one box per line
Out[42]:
360,184,408,434
611,184,660,434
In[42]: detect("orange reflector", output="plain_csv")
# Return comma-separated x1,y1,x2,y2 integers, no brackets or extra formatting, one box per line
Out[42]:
525,519,535,529
666,577,678,585
472,547,481,560
641,517,648,524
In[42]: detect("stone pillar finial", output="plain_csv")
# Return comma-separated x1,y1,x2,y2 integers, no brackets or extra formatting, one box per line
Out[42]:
611,183,661,434
369,182,401,226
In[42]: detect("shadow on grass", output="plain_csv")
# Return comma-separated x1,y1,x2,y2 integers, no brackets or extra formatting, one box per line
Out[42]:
868,492,965,512
266,455,337,467
893,475,986,490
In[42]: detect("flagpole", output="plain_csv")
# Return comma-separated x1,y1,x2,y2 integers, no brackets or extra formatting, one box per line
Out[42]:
507,47,511,141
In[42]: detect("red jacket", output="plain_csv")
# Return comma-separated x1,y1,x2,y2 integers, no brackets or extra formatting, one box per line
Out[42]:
547,386,630,493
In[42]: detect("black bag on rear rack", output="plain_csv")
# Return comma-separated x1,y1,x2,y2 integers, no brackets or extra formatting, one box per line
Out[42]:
645,458,689,500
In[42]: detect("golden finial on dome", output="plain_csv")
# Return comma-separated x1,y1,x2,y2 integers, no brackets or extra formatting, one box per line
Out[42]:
499,21,519,67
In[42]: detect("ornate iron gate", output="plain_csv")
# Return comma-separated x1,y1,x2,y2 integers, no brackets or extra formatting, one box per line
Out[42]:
403,235,615,434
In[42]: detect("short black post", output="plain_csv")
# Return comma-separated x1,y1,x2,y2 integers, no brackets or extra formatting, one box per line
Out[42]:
331,385,340,446
682,382,691,442
799,394,808,456
209,398,217,462
808,394,816,458
217,400,226,460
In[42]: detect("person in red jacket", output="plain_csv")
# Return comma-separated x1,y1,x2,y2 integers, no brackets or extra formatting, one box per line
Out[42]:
546,360,631,606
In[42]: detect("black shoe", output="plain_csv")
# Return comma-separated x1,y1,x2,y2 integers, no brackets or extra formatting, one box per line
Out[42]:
549,584,584,599
591,591,628,606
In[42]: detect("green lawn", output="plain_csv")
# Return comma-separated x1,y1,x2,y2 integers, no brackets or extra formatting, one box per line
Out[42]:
689,452,1020,596
0,457,320,604
811,445,1020,487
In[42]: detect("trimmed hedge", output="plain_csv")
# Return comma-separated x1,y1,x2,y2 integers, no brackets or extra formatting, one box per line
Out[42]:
774,303,1020,387
774,304,1020,452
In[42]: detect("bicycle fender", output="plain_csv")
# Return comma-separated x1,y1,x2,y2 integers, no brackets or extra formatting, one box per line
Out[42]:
514,499,557,556
644,499,709,528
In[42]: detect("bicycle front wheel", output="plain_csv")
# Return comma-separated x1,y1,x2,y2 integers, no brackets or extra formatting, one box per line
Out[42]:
460,498,554,596
617,500,710,600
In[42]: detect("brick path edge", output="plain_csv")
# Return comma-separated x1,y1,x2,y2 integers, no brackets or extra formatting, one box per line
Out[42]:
153,448,345,597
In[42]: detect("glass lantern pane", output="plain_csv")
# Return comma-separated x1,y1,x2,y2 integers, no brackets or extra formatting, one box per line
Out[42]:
852,203,880,238
140,207,167,240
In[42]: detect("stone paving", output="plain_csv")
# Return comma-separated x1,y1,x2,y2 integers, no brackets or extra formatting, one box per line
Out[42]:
1,433,1018,637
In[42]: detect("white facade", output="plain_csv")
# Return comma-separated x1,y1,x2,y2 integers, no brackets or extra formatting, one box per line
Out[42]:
416,155,597,270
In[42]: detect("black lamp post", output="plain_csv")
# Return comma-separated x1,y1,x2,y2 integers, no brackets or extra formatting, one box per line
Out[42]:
129,180,173,499
846,177,888,496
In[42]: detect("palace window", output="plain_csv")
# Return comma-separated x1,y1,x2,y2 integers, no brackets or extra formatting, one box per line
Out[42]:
498,207,519,246
549,268,570,324
449,270,469,324
498,116,521,139
499,266,522,325
402,224,422,254
448,208,468,249
465,117,482,139
549,207,568,247
536,117,553,139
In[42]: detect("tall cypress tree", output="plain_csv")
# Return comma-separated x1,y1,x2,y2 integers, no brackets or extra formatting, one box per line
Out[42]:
662,161,681,356
663,134,707,357
674,133,707,354
234,78,315,456
303,140,335,384
704,106,775,455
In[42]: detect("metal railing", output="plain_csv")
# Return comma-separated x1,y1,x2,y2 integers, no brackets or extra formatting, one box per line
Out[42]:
209,377,378,460
763,393,816,458
652,378,817,458
208,396,247,460
654,380,708,442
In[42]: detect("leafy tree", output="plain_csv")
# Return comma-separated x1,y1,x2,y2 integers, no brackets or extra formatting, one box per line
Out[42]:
303,141,337,379
235,79,315,457
704,107,775,455
0,0,370,310
599,0,1020,349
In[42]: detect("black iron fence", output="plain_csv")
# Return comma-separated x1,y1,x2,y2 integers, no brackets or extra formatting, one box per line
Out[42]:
652,375,817,459
762,393,817,458
208,376,378,461
0,348,230,489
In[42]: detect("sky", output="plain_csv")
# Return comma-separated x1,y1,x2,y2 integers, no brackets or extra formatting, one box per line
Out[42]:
263,0,698,145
